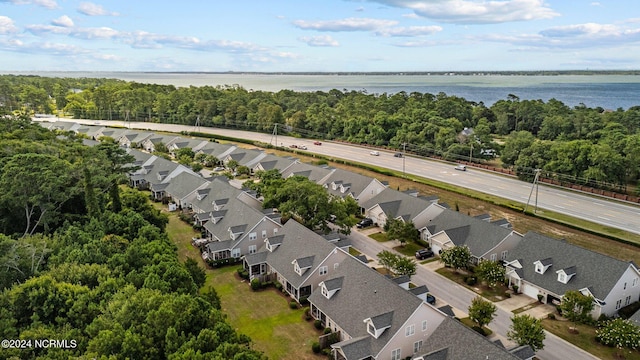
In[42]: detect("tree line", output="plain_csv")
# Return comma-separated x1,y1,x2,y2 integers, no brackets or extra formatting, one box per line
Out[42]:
2,74,639,193
0,115,265,360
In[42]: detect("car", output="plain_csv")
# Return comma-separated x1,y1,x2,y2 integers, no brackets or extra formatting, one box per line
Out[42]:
313,141,322,145
426,294,436,305
415,248,434,260
356,218,374,228
289,144,298,149
454,164,467,171
213,166,225,172
298,145,307,150
394,152,403,158
370,151,380,156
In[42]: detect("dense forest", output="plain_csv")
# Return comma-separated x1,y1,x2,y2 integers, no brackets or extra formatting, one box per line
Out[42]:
0,116,265,360
1,74,639,193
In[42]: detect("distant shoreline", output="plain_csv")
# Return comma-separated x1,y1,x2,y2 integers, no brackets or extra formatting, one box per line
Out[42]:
3,70,640,76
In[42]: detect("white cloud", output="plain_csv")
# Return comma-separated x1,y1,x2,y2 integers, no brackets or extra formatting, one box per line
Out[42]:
292,17,397,31
1,0,58,9
0,16,19,34
590,2,601,6
299,35,340,47
367,0,559,24
51,15,73,27
77,2,119,16
376,25,442,37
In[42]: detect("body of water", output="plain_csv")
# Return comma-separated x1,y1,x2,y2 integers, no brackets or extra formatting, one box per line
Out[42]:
7,71,640,110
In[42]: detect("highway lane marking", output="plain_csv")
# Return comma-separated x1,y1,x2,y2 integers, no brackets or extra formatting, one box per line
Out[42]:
597,216,612,221
554,205,566,209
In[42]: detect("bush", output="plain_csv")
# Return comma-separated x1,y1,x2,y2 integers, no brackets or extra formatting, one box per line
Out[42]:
289,301,298,309
250,278,262,291
465,276,477,285
547,313,556,320
314,319,323,330
504,292,511,298
512,285,519,294
324,328,332,334
237,268,249,280
304,307,312,321
274,281,283,292
299,296,309,305
311,342,321,354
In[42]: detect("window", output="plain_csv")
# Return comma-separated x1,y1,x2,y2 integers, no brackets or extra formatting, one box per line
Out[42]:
391,348,401,360
231,248,241,258
413,340,423,353
535,263,543,274
334,263,339,270
249,232,257,241
405,324,415,337
501,250,508,260
248,245,257,254
319,266,328,276
262,230,267,239
367,323,375,336
558,272,566,283
273,228,278,235
616,299,622,309
321,286,328,297
624,282,627,290
490,253,497,261
634,278,639,287
422,320,428,331
625,295,632,306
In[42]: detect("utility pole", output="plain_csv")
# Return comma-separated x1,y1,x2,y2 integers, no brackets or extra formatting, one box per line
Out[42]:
469,142,473,162
524,169,541,214
270,123,278,147
194,115,201,133
402,142,406,178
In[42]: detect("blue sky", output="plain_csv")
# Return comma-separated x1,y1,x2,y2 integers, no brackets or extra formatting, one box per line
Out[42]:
1,0,639,72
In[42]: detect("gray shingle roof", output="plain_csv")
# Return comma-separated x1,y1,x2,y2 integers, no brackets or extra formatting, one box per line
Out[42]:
331,336,371,360
362,188,435,223
418,317,521,360
281,162,333,183
506,231,635,300
324,276,344,291
320,168,378,200
164,172,210,201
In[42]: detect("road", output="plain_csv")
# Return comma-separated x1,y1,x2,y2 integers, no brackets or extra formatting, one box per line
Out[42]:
346,228,599,360
60,118,639,237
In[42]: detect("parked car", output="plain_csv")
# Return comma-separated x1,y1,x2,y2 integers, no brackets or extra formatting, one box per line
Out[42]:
213,166,225,172
415,248,434,260
370,151,380,156
313,141,322,145
454,164,467,171
394,152,403,158
426,293,436,305
356,218,374,228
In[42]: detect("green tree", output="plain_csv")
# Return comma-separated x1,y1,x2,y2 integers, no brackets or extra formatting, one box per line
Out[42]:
501,131,535,167
507,314,546,351
596,318,640,353
475,260,506,288
440,246,471,272
468,296,497,330
393,256,417,277
377,250,397,272
559,290,594,325
384,218,418,247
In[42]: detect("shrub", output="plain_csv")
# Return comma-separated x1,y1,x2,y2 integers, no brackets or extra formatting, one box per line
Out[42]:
311,342,321,354
314,319,323,330
289,301,298,309
299,296,309,305
250,278,262,291
547,313,556,320
537,294,544,302
504,292,511,298
324,328,332,334
304,307,312,321
237,268,249,280
465,276,477,285
274,281,283,292
512,285,519,294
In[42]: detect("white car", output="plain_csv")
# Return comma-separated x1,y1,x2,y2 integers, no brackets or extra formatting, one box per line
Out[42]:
370,151,379,156
454,164,467,171
298,145,307,150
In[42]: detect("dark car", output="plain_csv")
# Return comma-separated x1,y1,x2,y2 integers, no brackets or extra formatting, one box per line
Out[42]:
426,294,436,305
415,248,434,260
394,152,403,158
356,218,374,228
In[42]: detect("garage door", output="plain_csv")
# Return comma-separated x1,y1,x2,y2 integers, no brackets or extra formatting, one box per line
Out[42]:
522,283,539,299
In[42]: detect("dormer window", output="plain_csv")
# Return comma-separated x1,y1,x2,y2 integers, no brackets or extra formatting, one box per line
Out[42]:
558,272,566,283
332,183,337,190
292,256,314,276
364,311,393,339
556,267,576,284
534,258,552,274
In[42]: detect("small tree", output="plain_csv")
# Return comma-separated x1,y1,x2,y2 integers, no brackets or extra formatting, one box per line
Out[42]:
468,296,497,330
377,250,397,272
475,260,506,288
596,318,640,354
559,290,594,326
394,256,417,277
507,314,546,351
385,218,419,247
440,246,471,272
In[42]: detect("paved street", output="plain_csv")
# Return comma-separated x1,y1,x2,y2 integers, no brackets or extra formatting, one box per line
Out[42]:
347,227,599,360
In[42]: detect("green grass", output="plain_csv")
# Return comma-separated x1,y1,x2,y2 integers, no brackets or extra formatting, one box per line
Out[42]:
435,267,510,302
369,232,389,242
157,204,320,360
458,317,493,337
542,318,640,360
393,242,422,257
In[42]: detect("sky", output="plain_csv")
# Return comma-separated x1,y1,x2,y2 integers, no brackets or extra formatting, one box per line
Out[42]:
1,0,639,72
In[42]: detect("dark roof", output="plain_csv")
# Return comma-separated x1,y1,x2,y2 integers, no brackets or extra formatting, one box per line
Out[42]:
418,317,521,360
506,231,636,300
509,345,535,360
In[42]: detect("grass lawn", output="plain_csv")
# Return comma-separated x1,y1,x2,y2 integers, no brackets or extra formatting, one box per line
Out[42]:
369,232,389,242
542,318,640,360
155,204,320,360
458,317,493,337
435,267,510,302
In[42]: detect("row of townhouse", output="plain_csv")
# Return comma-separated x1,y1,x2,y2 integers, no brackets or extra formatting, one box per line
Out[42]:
47,120,640,321
244,220,533,360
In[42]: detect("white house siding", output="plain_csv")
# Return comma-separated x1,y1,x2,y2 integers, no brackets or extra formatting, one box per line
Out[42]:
481,232,523,262
299,250,351,297
357,180,387,205
232,219,281,257
375,304,446,359
601,265,640,317
429,233,453,256
366,205,387,228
